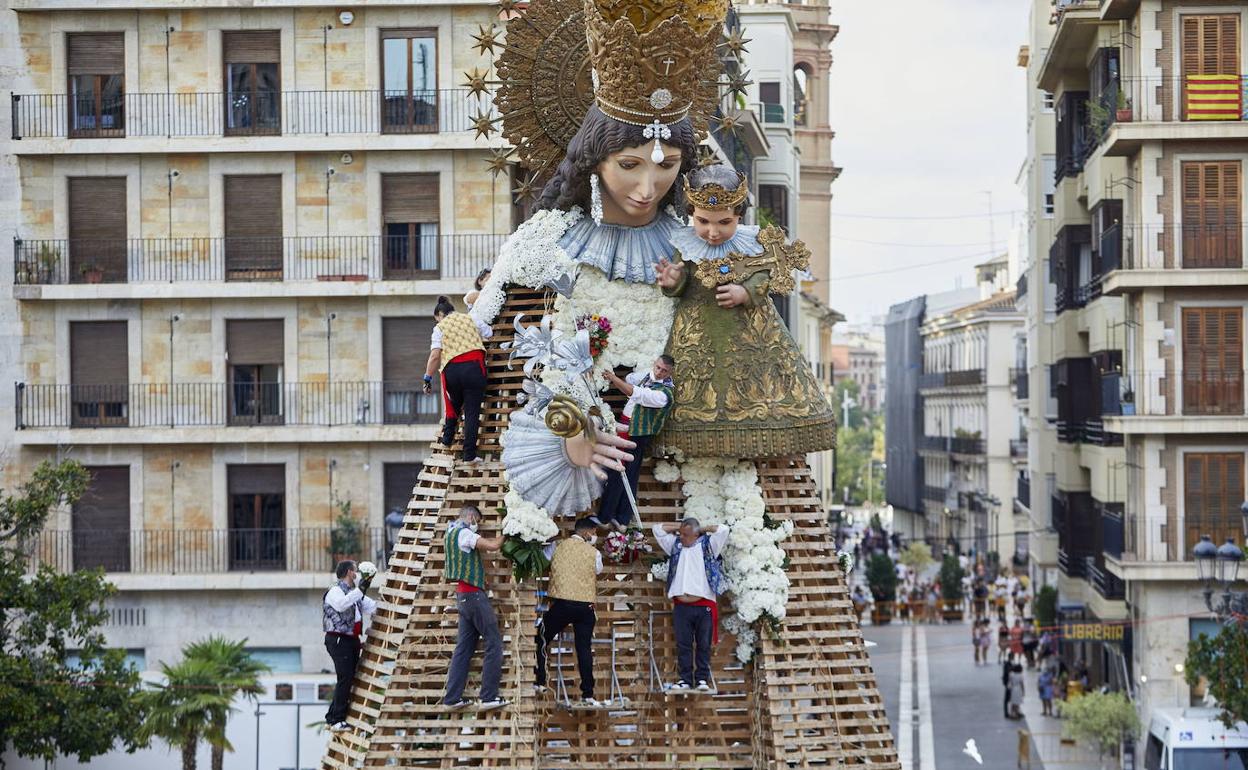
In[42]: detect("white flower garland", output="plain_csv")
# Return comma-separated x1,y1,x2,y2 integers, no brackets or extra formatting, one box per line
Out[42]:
670,457,793,663
470,207,583,325
553,267,675,383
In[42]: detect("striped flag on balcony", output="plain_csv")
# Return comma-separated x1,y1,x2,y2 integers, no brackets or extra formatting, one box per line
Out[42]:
1183,74,1242,120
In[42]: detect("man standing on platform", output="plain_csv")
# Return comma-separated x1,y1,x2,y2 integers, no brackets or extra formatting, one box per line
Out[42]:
534,518,604,706
442,505,508,710
594,355,675,529
653,517,730,692
323,560,377,731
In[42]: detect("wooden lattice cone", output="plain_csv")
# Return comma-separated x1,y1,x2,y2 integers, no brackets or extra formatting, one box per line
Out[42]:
321,288,899,769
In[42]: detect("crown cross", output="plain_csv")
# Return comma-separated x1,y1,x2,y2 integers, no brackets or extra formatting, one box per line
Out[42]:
661,56,676,75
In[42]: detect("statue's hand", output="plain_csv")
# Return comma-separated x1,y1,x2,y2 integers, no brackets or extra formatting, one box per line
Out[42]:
565,423,636,480
716,283,749,308
656,257,684,290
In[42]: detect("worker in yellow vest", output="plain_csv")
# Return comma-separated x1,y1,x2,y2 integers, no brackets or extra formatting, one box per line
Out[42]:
534,518,603,706
423,296,493,462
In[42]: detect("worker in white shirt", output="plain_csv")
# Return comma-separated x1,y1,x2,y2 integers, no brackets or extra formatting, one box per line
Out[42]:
593,355,676,530
322,560,378,731
652,518,730,692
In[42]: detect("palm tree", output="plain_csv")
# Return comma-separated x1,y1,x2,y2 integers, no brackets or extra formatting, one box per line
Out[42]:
182,636,271,770
139,657,232,770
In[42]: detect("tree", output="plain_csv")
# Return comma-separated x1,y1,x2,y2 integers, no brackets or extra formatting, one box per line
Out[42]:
938,555,966,602
183,636,271,770
865,553,897,603
1185,624,1248,730
0,460,148,766
833,379,885,506
1033,585,1058,628
1057,691,1140,767
898,542,935,575
139,656,233,770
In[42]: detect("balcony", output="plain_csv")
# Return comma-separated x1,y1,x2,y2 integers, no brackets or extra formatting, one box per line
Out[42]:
1011,367,1029,400
16,381,440,431
1101,504,1124,560
950,435,985,455
1016,273,1028,300
917,369,985,390
10,89,492,141
23,527,393,576
1099,224,1248,295
922,485,947,503
1058,547,1088,578
1015,473,1031,510
1099,368,1245,422
1009,438,1028,459
13,234,503,290
1097,76,1248,156
919,434,949,452
1086,556,1126,599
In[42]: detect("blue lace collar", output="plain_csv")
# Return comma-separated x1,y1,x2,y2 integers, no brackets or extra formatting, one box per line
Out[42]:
669,224,763,264
559,213,679,284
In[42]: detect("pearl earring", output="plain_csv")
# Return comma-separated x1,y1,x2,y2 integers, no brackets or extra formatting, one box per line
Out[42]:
590,173,604,225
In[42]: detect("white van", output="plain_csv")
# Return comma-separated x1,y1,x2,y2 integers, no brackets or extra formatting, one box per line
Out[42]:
1143,708,1248,770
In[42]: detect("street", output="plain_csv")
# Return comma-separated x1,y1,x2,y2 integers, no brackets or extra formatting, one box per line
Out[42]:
864,618,1046,770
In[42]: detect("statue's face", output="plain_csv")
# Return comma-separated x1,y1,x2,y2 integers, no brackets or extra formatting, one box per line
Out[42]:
596,140,682,226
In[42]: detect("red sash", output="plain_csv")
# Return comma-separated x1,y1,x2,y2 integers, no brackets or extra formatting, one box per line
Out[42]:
441,349,487,417
675,597,719,644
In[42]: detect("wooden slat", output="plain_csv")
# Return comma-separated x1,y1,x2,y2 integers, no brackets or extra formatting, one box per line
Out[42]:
223,30,281,63
67,32,124,74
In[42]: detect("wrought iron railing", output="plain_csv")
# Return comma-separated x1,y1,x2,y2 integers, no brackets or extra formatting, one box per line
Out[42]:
15,381,440,429
1112,223,1246,271
11,89,494,139
1009,438,1028,459
22,527,395,574
1016,474,1031,509
1011,367,1029,400
13,234,503,285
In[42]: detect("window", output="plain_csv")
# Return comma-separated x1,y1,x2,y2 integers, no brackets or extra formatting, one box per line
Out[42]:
1180,160,1241,269
384,463,423,519
246,647,301,673
1041,91,1055,111
223,31,281,135
759,81,784,123
1041,155,1056,216
382,318,437,422
1181,307,1243,415
68,177,127,283
70,321,128,427
67,32,124,137
73,466,130,571
224,175,283,280
226,319,285,425
227,464,286,570
757,184,789,230
381,30,438,133
382,173,440,278
792,67,809,127
66,648,145,672
1181,14,1240,121
1183,452,1245,555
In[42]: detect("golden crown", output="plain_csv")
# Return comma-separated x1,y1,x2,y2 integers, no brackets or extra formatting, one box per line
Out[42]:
683,171,748,211
585,0,727,132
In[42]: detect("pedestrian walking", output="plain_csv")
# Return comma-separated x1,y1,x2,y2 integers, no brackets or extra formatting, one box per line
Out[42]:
977,619,992,665
1038,667,1055,716
1022,623,1038,668
1007,661,1025,719
997,622,1010,663
1001,652,1016,718
1008,618,1024,659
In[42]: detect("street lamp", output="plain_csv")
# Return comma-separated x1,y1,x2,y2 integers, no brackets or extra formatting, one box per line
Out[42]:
1191,500,1248,626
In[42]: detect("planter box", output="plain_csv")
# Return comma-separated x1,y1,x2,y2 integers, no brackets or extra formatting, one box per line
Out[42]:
870,601,893,626
941,600,964,622
1116,108,1133,122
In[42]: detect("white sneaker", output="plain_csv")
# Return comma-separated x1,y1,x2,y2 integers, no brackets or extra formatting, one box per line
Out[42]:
697,681,710,692
669,680,690,691
580,697,601,707
329,721,350,732
443,699,471,710
478,697,509,711
532,684,549,695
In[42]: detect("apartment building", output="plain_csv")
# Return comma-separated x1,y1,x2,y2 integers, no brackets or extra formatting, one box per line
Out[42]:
1,1,512,674
1033,0,1248,722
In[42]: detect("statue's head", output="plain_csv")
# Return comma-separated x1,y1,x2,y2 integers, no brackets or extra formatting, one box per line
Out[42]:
536,105,698,224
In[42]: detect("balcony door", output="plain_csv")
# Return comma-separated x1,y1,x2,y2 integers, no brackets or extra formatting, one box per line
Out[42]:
1181,160,1241,268
381,30,437,133
73,466,130,572
1180,14,1241,121
381,173,439,278
224,174,283,280
382,316,437,423
1184,452,1245,555
69,177,127,283
228,464,285,571
1182,307,1244,415
67,33,125,137
227,319,285,424
70,321,128,427
223,31,281,136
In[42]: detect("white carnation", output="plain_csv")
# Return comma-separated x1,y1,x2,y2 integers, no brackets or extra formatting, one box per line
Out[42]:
652,459,681,484
501,488,558,543
649,559,670,581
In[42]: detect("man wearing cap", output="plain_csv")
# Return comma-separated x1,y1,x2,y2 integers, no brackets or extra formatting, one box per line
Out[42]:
653,517,730,692
442,504,508,710
323,559,377,731
534,518,604,706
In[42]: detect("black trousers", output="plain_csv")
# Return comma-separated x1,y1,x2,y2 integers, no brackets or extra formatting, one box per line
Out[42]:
534,598,596,698
673,602,713,684
597,434,650,527
441,360,487,461
324,633,361,724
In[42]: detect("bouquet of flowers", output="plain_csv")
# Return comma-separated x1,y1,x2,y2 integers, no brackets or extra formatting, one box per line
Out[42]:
603,526,651,564
575,313,612,359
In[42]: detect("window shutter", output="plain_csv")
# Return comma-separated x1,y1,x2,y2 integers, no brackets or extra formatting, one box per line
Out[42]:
71,321,128,386
1218,15,1240,74
223,30,281,63
68,177,127,280
73,465,130,571
224,175,282,238
1181,161,1241,268
1182,15,1240,76
383,317,434,386
1182,307,1244,414
384,463,423,515
228,464,285,495
227,319,284,365
382,173,440,223
67,33,124,74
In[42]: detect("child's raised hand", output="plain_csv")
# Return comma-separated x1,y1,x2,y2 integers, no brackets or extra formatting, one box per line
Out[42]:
656,257,683,289
715,284,749,308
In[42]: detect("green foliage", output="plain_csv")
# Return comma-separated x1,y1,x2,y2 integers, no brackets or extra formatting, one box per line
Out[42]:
938,555,966,601
832,379,884,506
1185,624,1248,730
898,542,935,574
0,460,148,766
953,427,982,440
865,553,897,603
1034,585,1058,628
500,535,550,581
327,498,364,558
1057,691,1140,758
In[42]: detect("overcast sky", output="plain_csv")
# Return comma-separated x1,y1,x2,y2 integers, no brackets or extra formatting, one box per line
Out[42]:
825,0,1029,324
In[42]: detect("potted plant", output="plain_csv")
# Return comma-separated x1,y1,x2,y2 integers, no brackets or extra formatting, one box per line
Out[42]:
36,243,60,283
78,263,105,284
938,554,965,621
1087,98,1111,139
1115,89,1132,123
1120,389,1135,416
1057,691,1141,769
327,498,365,565
866,552,897,625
